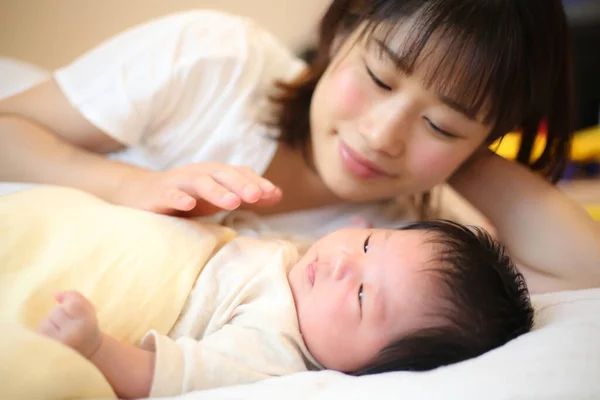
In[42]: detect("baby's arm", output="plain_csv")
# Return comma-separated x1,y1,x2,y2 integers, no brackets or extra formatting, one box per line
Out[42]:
37,291,154,399
450,149,600,294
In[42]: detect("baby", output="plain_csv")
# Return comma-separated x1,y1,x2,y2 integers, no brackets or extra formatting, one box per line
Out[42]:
38,220,532,399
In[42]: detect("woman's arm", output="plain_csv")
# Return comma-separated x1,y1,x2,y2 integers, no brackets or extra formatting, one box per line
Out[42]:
0,80,281,216
0,79,147,199
450,149,600,294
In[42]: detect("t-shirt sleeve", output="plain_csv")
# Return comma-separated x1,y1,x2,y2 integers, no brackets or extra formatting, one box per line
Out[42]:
53,10,302,150
141,326,305,396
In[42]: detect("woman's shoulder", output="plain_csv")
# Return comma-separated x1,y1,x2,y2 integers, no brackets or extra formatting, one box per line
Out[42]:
131,10,303,73
53,10,305,168
56,9,304,86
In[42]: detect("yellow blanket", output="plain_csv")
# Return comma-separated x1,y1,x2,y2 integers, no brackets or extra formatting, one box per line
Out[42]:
0,186,235,399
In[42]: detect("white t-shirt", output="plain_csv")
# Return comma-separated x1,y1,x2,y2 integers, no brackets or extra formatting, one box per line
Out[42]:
54,10,413,241
143,236,320,396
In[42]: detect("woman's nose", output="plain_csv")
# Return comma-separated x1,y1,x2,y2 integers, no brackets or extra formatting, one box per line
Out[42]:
359,101,411,158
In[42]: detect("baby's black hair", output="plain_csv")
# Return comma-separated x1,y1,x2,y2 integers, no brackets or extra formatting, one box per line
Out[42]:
353,220,533,374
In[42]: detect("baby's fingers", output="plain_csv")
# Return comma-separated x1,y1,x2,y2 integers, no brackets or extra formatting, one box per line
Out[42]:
58,291,95,319
38,317,60,337
48,306,72,330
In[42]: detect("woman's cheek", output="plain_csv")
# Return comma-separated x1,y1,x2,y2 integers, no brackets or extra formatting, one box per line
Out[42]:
411,142,466,182
329,68,368,118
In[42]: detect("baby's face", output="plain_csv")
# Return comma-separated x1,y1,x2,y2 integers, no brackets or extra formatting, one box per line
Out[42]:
288,228,442,372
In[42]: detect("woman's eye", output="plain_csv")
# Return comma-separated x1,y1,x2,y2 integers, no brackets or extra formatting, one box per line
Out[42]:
425,118,459,139
358,284,364,306
363,234,371,253
365,64,392,91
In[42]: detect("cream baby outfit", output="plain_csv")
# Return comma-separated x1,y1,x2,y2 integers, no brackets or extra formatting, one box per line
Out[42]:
0,186,320,398
144,236,321,396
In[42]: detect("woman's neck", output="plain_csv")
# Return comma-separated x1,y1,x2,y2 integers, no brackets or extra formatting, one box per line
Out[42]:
241,143,342,216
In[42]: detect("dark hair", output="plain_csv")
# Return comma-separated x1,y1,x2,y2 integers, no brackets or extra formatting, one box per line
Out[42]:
353,220,534,374
269,0,574,216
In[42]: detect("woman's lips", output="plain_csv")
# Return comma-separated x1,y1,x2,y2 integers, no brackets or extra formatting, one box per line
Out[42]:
307,259,316,286
339,141,391,180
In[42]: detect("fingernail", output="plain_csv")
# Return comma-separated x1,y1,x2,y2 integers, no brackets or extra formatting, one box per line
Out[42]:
222,192,238,202
180,195,193,205
261,181,275,192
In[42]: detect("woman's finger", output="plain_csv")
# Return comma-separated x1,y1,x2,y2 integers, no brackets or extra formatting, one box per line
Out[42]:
209,167,263,203
179,175,242,210
235,166,277,193
235,166,282,202
153,186,197,214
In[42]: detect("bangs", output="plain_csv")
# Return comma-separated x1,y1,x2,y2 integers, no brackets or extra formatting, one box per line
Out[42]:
355,1,531,132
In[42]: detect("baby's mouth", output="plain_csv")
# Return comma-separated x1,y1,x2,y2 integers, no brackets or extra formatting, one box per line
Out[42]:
306,259,317,286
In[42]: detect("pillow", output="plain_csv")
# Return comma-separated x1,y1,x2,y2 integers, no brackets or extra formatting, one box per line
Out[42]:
162,288,600,400
0,185,236,399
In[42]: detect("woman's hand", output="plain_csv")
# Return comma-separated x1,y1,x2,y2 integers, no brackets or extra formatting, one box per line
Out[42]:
38,291,103,359
112,162,282,217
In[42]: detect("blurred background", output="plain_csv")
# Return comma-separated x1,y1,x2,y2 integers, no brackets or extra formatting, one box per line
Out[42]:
0,0,328,70
567,0,600,130
1,0,596,129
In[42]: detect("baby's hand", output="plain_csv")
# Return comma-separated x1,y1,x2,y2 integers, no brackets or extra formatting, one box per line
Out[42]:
37,291,103,359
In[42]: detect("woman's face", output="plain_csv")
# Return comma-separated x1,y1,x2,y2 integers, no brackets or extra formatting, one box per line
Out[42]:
309,23,491,201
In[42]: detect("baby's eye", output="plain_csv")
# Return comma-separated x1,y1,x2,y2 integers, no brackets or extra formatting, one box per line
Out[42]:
358,284,364,307
363,234,371,254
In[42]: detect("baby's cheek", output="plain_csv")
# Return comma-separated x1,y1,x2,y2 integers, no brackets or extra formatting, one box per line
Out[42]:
329,68,367,119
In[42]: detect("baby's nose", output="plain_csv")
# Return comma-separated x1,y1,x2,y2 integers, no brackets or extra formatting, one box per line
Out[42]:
332,257,354,281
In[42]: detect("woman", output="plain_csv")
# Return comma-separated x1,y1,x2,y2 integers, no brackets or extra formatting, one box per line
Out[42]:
0,0,573,239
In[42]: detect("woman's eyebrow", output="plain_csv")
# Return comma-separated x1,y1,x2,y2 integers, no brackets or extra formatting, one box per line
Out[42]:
438,95,478,120
372,39,411,73
372,39,478,120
